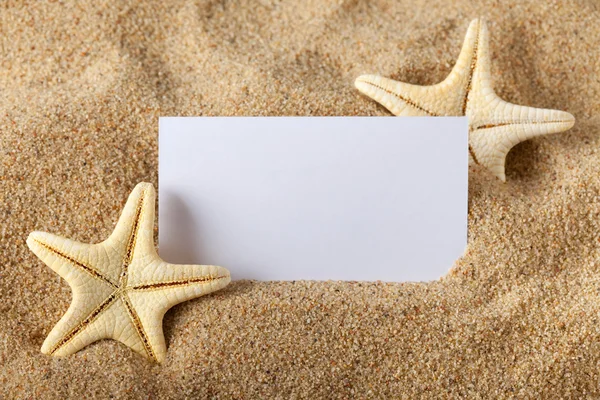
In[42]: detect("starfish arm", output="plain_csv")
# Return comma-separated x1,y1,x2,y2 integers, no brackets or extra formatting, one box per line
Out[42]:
355,74,439,116
355,20,487,118
104,182,158,262
131,182,160,259
442,18,486,114
26,232,119,356
26,231,124,356
448,19,484,88
123,291,169,363
470,100,575,181
126,261,231,363
355,72,476,117
475,98,576,139
50,296,148,359
128,260,231,296
467,19,491,101
27,231,119,287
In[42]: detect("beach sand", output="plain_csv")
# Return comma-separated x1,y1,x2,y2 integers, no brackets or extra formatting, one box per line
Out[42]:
1,0,600,398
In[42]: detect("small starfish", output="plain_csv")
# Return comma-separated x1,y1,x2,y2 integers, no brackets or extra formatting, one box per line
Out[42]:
27,182,231,363
355,18,575,181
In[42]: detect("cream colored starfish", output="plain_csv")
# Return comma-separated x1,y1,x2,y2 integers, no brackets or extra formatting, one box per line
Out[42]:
355,18,575,181
26,182,231,363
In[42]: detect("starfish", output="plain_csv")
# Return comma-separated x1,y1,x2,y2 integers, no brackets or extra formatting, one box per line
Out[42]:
355,18,575,181
26,182,231,363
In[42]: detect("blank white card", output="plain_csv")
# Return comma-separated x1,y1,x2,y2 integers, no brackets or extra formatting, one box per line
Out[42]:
159,117,467,282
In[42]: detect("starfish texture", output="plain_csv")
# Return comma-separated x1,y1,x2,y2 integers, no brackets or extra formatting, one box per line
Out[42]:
355,18,575,181
27,182,231,363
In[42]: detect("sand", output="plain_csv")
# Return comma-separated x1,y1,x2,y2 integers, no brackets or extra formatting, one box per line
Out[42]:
1,0,600,398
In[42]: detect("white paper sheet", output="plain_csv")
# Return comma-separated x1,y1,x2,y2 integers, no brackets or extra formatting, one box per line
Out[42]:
159,117,467,282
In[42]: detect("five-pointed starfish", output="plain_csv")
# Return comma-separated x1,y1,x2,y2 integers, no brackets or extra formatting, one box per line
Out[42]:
355,18,575,181
27,182,231,363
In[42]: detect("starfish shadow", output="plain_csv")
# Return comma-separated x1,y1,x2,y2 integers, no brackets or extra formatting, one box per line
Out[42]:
158,194,203,265
504,140,545,184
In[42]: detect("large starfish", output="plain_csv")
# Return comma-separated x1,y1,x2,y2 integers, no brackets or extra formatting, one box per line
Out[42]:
27,182,231,363
355,18,575,181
